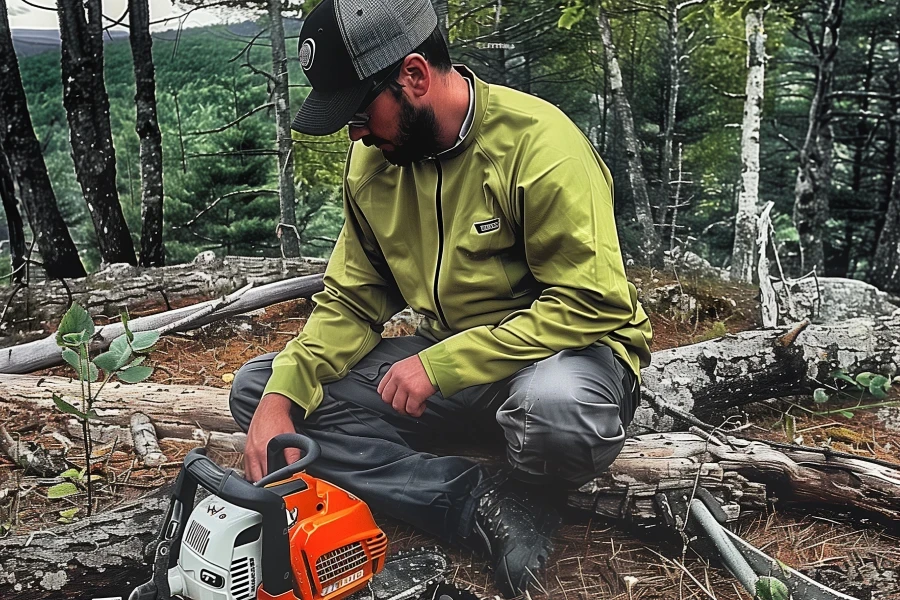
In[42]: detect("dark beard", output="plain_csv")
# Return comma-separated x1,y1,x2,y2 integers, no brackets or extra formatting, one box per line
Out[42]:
371,95,443,167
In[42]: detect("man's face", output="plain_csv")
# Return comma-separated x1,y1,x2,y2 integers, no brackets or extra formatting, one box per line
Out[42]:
349,86,442,167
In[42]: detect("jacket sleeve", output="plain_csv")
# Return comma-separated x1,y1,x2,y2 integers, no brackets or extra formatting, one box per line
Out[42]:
417,131,642,398
263,163,406,417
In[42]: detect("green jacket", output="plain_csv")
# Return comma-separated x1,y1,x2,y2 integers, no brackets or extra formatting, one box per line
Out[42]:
265,68,652,416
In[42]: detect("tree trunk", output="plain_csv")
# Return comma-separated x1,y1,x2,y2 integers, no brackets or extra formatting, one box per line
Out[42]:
0,493,170,600
0,139,26,283
57,0,137,266
269,0,301,259
0,1,85,279
656,0,680,235
596,7,663,267
128,0,165,267
0,253,326,328
731,8,766,284
792,0,845,275
572,432,900,528
872,35,900,294
0,269,327,374
633,316,899,434
4,314,897,434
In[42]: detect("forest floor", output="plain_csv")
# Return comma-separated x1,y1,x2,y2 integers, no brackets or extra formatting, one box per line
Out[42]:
1,267,899,599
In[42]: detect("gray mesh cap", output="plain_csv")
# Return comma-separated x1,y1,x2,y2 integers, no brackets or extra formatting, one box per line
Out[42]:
292,0,439,136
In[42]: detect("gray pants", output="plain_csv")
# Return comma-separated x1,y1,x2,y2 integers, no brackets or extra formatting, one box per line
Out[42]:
229,336,636,541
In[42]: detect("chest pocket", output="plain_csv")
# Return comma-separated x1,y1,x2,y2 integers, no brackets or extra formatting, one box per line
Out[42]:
457,216,510,260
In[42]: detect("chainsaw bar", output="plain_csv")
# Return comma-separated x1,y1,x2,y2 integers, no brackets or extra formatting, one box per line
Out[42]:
344,547,486,600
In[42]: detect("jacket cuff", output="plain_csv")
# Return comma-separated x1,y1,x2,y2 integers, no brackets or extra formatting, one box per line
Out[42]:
418,343,464,397
262,362,323,419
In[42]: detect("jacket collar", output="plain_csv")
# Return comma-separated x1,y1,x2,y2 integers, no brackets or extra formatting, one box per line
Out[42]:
436,65,487,161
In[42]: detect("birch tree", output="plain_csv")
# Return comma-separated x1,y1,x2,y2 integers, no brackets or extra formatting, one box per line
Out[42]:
594,7,664,266
268,0,300,258
730,7,766,283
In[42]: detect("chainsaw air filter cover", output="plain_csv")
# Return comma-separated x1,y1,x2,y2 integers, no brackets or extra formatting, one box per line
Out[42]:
170,494,263,600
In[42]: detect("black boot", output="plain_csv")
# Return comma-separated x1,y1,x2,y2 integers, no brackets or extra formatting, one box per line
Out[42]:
470,473,561,598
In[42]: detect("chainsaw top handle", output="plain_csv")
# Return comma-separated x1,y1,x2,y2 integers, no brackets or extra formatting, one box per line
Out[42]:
256,433,322,487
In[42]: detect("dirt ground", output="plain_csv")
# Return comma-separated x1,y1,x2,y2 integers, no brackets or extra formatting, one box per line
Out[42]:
1,269,899,599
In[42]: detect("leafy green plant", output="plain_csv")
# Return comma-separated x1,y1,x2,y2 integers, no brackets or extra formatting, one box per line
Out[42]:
810,369,900,419
54,303,158,516
755,576,789,600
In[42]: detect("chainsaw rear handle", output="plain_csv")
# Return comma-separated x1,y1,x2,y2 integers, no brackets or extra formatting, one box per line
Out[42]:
257,433,322,487
179,448,294,596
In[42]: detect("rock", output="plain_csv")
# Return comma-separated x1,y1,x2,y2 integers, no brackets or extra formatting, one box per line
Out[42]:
773,277,900,324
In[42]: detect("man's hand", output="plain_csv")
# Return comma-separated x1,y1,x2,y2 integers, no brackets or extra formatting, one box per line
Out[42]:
243,393,301,483
377,355,436,418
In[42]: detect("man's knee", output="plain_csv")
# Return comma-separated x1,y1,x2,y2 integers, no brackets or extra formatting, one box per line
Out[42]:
497,348,631,484
229,352,278,432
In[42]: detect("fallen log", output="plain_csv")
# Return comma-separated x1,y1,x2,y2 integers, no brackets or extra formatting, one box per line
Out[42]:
2,314,898,443
572,432,900,527
635,315,900,433
0,252,327,328
0,494,169,599
0,272,325,374
3,431,899,599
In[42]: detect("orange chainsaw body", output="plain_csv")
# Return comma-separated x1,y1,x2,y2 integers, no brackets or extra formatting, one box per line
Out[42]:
261,471,387,600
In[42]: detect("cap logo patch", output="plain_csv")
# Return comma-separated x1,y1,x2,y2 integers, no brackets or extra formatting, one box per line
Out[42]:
299,39,316,70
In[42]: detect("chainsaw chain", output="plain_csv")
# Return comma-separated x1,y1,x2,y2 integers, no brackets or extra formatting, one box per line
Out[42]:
417,581,488,600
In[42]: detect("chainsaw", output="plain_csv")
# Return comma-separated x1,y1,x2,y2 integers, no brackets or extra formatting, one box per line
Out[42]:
129,433,481,600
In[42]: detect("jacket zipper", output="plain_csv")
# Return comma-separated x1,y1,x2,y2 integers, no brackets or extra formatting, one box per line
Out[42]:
432,160,449,329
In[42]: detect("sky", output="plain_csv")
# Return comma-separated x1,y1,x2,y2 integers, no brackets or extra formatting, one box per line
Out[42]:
7,0,251,32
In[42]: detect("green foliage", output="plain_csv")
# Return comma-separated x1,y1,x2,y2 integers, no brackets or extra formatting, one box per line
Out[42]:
53,303,158,515
18,22,345,268
755,576,790,600
808,369,898,419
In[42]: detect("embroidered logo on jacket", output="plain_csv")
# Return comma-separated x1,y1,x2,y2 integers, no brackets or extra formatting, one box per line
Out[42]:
474,218,501,234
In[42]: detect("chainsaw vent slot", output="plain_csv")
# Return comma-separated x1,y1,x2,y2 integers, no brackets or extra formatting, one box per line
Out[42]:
315,542,366,585
230,556,255,600
366,532,388,558
184,520,210,556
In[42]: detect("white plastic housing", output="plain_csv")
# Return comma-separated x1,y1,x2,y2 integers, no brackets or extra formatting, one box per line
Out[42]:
168,495,264,600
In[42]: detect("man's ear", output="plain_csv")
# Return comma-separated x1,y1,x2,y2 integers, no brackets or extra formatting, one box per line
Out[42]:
397,54,430,99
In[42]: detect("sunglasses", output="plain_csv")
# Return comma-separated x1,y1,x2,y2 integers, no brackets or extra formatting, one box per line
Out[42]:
347,61,405,129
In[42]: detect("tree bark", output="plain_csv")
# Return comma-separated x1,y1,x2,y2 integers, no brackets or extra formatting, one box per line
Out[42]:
656,0,681,235
792,0,845,275
0,139,26,283
57,0,137,266
596,7,664,267
268,0,301,258
572,432,900,527
0,493,171,600
0,1,85,279
128,0,165,268
633,316,899,434
731,8,766,284
871,34,900,294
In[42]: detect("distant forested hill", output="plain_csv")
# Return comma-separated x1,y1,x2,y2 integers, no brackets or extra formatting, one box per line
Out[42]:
15,21,345,269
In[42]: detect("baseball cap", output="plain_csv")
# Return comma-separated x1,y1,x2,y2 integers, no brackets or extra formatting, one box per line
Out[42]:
292,0,438,136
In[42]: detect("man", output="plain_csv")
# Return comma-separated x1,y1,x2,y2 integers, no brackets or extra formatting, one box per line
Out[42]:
229,0,652,596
